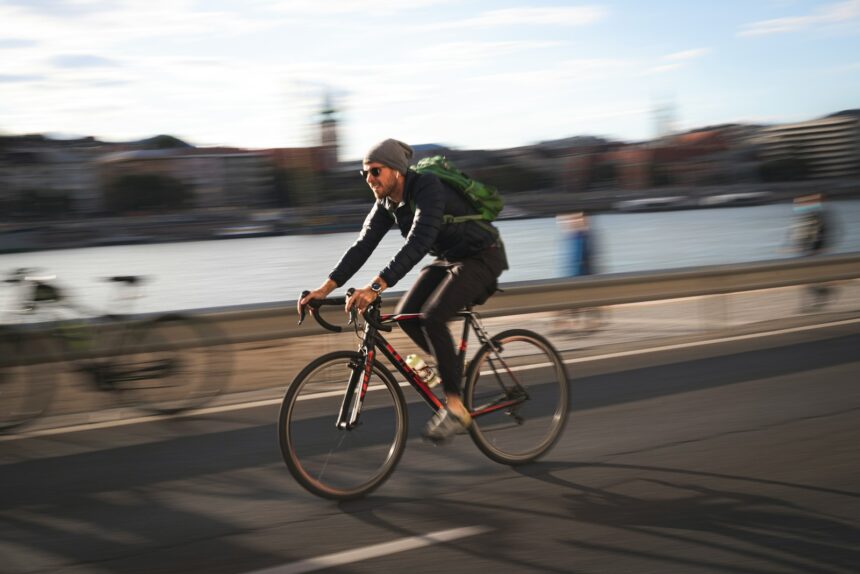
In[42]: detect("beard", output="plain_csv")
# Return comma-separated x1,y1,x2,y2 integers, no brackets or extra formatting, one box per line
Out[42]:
371,180,394,200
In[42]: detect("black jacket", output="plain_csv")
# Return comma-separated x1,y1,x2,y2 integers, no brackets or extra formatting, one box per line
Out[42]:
329,170,502,288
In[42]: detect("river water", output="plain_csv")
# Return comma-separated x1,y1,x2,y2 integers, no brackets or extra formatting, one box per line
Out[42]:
2,200,858,314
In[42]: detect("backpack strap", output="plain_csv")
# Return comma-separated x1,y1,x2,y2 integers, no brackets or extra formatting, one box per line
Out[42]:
409,199,500,238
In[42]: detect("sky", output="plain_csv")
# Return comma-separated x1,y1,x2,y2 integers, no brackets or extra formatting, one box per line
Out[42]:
0,0,858,160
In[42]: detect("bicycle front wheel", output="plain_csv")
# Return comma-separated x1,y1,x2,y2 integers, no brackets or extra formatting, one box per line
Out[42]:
464,329,569,465
279,351,408,500
111,314,230,414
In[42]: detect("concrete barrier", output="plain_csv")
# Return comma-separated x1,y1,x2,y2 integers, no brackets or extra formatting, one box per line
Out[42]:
201,253,860,344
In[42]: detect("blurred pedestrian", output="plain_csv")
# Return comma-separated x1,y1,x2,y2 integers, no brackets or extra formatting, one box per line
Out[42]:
561,212,593,277
789,193,834,311
554,211,603,333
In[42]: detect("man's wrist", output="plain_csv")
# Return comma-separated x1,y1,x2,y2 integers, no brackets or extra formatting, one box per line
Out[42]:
319,279,337,296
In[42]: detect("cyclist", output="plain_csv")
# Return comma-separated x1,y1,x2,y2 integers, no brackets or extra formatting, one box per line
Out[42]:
298,138,507,442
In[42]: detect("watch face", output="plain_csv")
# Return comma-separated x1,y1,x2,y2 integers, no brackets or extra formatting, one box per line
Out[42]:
371,282,382,292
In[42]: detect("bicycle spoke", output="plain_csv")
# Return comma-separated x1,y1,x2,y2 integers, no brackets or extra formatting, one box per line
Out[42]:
279,351,407,500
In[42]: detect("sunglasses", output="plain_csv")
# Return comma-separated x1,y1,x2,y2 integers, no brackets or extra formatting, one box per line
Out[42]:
359,167,384,178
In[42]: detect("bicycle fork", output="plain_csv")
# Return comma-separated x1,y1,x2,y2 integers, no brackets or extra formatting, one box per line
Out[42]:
335,349,373,430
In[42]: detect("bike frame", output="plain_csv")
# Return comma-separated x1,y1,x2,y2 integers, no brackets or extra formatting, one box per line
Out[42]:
334,303,528,430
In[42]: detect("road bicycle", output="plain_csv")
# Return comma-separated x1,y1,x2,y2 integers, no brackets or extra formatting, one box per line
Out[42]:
0,268,232,431
279,289,569,500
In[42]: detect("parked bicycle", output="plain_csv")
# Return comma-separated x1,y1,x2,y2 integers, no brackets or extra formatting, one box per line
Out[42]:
279,289,570,500
0,268,232,431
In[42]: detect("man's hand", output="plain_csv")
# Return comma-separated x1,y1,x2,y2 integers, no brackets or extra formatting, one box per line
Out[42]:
346,278,387,314
298,279,337,316
345,287,378,315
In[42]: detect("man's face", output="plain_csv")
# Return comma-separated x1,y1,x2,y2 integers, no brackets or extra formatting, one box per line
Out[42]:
362,163,398,201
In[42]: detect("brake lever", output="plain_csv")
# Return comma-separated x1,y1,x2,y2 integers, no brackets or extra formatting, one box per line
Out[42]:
298,290,310,325
345,288,358,326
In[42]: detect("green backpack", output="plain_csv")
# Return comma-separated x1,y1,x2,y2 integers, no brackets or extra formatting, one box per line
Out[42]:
409,155,504,224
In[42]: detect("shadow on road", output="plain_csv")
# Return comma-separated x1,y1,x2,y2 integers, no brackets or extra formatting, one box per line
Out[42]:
337,460,859,573
527,461,858,573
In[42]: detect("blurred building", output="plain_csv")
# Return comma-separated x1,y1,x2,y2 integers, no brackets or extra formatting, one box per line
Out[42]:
2,95,343,221
2,106,858,229
266,147,330,173
565,125,762,192
0,135,104,218
647,129,733,187
753,113,860,179
95,148,274,211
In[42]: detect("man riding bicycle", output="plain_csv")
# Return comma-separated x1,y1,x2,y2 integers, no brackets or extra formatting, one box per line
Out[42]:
298,138,507,442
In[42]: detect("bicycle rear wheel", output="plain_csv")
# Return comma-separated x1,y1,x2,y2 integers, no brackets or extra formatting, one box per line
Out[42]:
110,314,231,414
0,329,54,432
464,329,569,465
279,350,408,500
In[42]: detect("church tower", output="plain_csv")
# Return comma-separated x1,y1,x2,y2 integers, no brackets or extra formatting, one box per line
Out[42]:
319,92,338,170
653,97,678,141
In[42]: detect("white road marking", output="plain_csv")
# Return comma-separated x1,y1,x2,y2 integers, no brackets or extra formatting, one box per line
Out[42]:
245,526,491,574
2,317,858,441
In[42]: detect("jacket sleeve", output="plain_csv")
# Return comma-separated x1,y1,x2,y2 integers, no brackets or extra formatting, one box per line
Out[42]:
328,202,393,287
379,175,444,287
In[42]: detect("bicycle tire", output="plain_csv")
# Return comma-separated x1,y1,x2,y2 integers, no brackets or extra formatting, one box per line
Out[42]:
464,328,569,465
279,350,408,500
0,328,55,432
109,314,231,414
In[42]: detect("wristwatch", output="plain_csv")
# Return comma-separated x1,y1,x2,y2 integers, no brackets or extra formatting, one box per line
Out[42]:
370,282,383,294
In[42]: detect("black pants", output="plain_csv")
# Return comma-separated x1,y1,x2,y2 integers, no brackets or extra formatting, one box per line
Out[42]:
395,244,506,396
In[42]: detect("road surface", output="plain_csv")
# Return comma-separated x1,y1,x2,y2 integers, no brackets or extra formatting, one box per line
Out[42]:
1,320,858,573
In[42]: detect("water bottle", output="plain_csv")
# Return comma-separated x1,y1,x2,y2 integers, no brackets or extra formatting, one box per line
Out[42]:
405,354,439,388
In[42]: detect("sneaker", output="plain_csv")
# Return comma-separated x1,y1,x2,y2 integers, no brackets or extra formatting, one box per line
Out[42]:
422,408,472,444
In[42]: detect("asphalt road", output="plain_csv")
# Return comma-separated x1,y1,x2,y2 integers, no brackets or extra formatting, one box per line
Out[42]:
1,321,858,574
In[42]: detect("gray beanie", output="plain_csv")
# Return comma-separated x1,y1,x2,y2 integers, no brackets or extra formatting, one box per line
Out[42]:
364,138,413,174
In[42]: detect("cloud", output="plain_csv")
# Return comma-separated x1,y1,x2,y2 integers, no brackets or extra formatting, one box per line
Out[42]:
456,58,631,94
415,40,564,65
641,48,709,75
0,37,39,49
664,48,710,61
739,0,860,36
261,0,454,15
0,0,112,18
0,73,44,83
642,63,684,75
86,78,132,87
420,6,608,29
0,1,275,53
51,54,120,68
